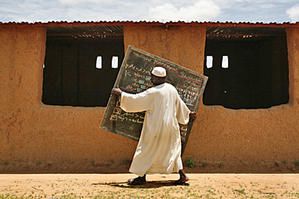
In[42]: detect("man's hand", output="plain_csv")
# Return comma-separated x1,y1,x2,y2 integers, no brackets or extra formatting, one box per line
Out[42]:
112,88,122,97
189,112,197,121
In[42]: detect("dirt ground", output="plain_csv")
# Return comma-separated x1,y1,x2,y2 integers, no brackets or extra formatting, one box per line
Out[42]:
0,174,298,198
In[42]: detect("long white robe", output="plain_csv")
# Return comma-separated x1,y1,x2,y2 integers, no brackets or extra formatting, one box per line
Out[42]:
120,83,191,176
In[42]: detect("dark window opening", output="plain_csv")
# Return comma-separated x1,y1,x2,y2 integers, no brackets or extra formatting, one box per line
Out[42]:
42,26,124,107
204,27,289,109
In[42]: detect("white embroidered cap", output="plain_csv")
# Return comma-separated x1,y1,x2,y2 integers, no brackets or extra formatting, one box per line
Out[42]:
151,66,167,77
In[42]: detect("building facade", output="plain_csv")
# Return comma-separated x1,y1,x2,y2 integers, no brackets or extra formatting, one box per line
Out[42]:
0,21,298,173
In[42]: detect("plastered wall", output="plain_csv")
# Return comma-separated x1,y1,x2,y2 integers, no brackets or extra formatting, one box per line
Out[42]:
0,25,298,173
124,25,299,172
0,26,136,172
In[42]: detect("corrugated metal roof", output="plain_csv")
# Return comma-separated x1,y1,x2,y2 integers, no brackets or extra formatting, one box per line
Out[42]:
47,25,123,39
207,27,286,40
0,21,298,27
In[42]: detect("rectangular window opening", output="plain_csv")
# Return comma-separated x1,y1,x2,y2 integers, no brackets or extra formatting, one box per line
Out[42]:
206,56,213,68
42,26,124,107
96,56,102,69
204,27,289,109
221,56,229,68
111,56,119,69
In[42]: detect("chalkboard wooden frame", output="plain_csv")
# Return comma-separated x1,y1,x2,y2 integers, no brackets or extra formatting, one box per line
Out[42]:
101,46,208,153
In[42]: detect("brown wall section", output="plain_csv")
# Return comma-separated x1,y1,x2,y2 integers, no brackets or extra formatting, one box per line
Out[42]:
287,28,299,106
0,26,136,172
124,25,299,172
191,27,299,172
0,24,299,173
124,25,206,72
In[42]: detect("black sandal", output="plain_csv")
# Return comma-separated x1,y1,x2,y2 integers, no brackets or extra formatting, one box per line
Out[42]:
127,176,146,185
173,177,189,186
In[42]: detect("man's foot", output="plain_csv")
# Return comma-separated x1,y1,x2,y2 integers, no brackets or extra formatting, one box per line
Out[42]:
173,176,189,185
175,170,189,185
127,176,146,185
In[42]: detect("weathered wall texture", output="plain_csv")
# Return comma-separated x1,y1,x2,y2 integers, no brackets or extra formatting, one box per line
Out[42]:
0,26,136,172
0,25,298,173
124,25,206,71
124,25,299,172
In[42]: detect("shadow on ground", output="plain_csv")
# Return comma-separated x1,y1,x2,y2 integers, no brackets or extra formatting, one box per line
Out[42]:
91,180,189,188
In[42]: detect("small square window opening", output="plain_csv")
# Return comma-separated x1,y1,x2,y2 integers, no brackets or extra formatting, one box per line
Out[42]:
222,56,229,68
206,56,213,68
96,56,102,69
112,56,119,69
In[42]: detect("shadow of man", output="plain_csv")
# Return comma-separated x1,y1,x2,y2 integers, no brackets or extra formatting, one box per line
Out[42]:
92,180,189,188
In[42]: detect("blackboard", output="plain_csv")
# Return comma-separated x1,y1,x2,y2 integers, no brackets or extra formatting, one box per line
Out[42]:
101,46,208,153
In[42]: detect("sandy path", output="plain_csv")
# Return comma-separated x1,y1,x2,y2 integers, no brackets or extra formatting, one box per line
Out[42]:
0,174,298,198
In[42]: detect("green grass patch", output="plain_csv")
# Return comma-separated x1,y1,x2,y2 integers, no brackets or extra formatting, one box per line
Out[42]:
185,158,195,168
294,160,299,167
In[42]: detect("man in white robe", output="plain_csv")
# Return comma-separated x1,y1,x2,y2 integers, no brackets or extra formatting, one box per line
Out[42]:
112,66,196,185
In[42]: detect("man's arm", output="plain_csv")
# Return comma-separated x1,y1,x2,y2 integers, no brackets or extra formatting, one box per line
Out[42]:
111,87,153,113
